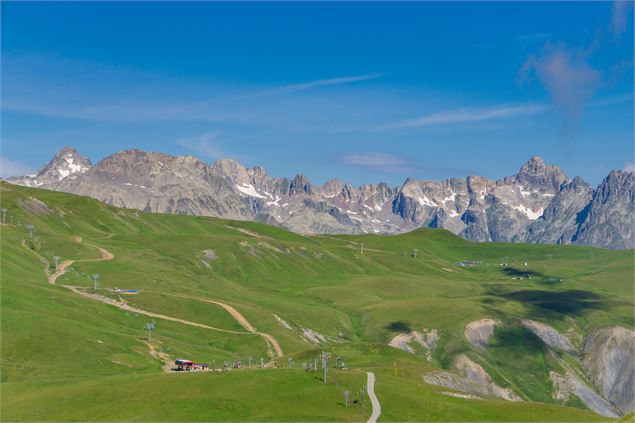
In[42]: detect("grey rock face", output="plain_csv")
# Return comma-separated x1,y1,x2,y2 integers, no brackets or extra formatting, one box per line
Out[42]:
424,354,522,401
9,147,91,187
574,171,634,249
521,319,575,352
7,148,634,249
523,177,593,245
583,327,635,415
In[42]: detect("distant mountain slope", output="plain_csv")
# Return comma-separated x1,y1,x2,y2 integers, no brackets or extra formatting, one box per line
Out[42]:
8,148,634,249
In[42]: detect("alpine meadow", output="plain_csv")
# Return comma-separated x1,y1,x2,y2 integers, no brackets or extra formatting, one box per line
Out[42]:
1,181,633,421
1,1,634,422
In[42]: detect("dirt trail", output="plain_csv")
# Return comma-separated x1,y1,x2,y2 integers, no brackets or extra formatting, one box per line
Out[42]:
145,341,175,373
166,293,283,358
61,285,251,335
48,260,74,284
27,236,283,360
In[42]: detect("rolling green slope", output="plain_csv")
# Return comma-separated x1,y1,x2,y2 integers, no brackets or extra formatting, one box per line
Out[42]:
1,181,630,421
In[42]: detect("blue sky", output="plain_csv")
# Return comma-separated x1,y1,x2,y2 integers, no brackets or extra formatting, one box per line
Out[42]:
1,1,633,186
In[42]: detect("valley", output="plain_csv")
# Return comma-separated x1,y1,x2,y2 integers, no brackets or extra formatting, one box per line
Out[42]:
1,181,633,421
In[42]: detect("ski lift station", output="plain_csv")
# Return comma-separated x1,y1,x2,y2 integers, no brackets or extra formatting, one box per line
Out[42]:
175,359,208,371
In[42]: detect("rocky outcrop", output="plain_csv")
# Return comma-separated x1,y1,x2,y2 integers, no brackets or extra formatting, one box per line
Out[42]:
549,362,620,418
583,327,635,415
424,354,521,401
465,319,499,349
388,329,438,361
8,148,634,249
521,319,575,352
525,322,631,417
301,328,327,344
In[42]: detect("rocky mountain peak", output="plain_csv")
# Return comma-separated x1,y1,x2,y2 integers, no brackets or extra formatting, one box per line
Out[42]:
211,159,249,183
514,156,567,192
31,146,92,184
7,149,633,249
248,166,268,179
521,155,546,171
290,173,312,195
321,179,344,193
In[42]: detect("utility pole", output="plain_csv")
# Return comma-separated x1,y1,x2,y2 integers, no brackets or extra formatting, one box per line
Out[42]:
344,390,349,408
26,224,34,240
53,256,60,271
1,208,6,224
144,322,155,341
92,273,100,290
360,386,366,409
321,351,329,384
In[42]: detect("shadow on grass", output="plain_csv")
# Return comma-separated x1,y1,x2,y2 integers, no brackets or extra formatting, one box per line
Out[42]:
500,267,567,285
500,267,546,278
385,321,411,332
484,287,610,319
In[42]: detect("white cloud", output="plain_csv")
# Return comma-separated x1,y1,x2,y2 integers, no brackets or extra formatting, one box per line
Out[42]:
341,152,407,167
177,131,226,161
339,152,413,173
520,42,601,119
0,157,34,178
590,93,633,107
609,1,632,38
624,162,635,173
247,73,384,98
387,103,547,129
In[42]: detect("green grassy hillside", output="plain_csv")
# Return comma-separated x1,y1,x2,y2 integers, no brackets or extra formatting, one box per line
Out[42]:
1,182,631,421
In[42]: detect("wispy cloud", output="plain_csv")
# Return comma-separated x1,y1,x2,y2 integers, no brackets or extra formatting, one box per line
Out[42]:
624,162,635,173
609,0,633,38
339,152,412,173
0,157,34,178
519,42,601,122
176,131,227,161
386,103,547,129
246,73,384,98
338,152,474,178
590,92,633,107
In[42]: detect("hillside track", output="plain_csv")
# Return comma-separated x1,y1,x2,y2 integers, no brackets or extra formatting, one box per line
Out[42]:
24,236,282,359
164,293,284,358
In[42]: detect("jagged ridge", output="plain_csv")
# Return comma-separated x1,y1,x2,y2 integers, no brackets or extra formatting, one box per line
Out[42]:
7,148,634,249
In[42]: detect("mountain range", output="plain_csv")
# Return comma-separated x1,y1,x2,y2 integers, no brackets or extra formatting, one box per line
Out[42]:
8,147,634,249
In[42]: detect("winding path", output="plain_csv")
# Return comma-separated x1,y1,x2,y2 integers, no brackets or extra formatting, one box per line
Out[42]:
366,372,381,423
166,293,283,358
26,236,283,359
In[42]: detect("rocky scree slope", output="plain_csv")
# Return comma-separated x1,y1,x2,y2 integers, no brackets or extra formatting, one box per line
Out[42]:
8,147,634,249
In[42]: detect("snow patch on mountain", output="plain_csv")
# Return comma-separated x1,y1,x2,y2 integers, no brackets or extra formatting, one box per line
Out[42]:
236,183,266,199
